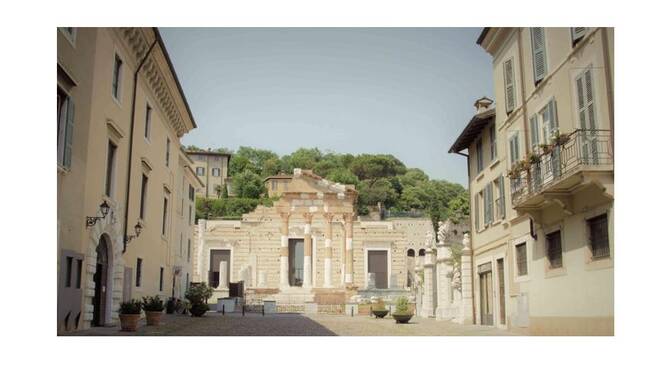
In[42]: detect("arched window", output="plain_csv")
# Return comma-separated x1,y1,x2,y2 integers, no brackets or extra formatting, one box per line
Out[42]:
407,249,415,257
419,249,426,257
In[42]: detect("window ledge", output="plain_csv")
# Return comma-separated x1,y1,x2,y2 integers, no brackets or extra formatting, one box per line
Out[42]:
489,159,500,169
57,164,69,175
475,171,485,182
544,267,567,279
513,275,530,283
585,257,613,271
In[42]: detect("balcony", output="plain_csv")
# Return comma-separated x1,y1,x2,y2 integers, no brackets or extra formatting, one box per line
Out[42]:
510,129,613,218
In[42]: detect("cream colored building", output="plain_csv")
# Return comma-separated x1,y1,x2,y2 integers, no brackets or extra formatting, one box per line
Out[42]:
449,27,614,335
57,27,202,333
264,174,293,198
187,151,231,198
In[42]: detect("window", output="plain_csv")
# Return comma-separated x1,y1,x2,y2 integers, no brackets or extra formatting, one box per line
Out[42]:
508,132,520,165
189,185,195,201
159,267,164,292
144,104,152,140
503,58,516,113
196,167,205,176
139,174,148,220
162,195,169,236
136,258,143,287
515,243,528,276
59,27,76,44
65,256,73,287
489,124,497,161
546,231,563,269
496,175,505,220
189,205,193,225
187,239,191,262
75,259,82,289
112,54,123,100
576,67,597,131
105,140,117,197
474,193,480,231
588,214,610,259
186,273,189,292
211,168,220,177
539,99,559,143
529,115,540,150
530,28,547,84
165,138,170,167
476,139,484,172
57,88,74,168
571,27,588,46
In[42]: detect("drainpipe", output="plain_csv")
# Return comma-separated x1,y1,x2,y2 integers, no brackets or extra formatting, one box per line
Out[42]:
123,38,158,253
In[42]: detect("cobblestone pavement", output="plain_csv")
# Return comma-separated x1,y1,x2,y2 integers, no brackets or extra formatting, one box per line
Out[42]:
62,312,520,336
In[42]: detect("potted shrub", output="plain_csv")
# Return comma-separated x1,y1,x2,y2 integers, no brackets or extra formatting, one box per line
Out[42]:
371,299,389,319
185,283,214,317
552,132,570,146
118,299,142,332
392,296,413,324
142,296,165,326
539,143,555,155
166,297,177,314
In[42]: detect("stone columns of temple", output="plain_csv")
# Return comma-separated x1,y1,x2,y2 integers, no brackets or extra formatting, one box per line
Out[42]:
302,212,314,288
279,212,290,289
460,233,475,324
343,213,354,285
323,213,334,288
339,221,346,286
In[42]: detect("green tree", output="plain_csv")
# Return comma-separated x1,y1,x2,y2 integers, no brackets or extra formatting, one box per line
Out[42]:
447,191,470,224
281,148,323,172
326,167,359,185
349,154,407,181
229,146,279,177
399,168,430,187
232,170,265,199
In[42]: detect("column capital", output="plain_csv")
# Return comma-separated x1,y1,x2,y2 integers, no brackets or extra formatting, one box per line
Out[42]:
323,212,335,222
279,212,291,221
342,213,354,223
303,212,314,223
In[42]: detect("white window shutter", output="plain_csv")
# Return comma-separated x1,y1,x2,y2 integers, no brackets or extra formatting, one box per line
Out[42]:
571,27,587,43
531,28,547,83
474,194,480,230
549,98,559,134
498,175,506,219
504,59,515,113
63,97,75,168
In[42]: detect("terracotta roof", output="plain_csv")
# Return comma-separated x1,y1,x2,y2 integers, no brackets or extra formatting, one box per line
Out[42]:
448,107,496,154
264,175,293,181
476,27,491,45
185,150,232,157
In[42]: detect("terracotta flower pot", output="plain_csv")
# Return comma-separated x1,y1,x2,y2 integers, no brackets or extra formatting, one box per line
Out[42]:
392,313,413,324
145,311,163,326
119,314,140,332
372,310,389,319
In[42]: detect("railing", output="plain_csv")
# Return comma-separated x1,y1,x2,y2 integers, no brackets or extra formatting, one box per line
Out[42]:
510,129,612,206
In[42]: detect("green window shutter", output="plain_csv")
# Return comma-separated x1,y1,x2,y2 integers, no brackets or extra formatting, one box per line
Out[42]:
504,58,516,113
530,28,547,83
498,175,506,219
548,98,559,134
474,194,480,231
530,115,539,149
63,97,75,168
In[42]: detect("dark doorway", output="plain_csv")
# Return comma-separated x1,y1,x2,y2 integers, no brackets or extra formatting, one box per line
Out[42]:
288,239,304,286
368,250,388,289
209,249,231,288
478,262,494,326
92,235,109,327
497,258,506,325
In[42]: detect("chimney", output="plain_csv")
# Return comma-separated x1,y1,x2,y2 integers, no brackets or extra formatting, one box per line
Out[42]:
474,96,494,113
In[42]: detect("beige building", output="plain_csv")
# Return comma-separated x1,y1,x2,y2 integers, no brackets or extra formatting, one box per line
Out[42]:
449,27,614,335
264,174,293,198
57,27,202,333
187,151,231,198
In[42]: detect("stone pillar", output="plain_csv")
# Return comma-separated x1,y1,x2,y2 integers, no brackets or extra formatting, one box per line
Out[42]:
435,244,453,320
340,222,346,286
460,233,475,324
303,212,313,288
343,214,354,286
323,213,334,288
421,248,436,318
279,213,290,289
218,261,228,289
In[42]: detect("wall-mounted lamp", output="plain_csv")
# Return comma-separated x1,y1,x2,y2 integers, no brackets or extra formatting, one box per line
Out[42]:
86,200,111,227
125,222,143,244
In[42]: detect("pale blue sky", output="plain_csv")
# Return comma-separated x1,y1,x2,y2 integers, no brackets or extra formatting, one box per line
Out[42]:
159,28,492,186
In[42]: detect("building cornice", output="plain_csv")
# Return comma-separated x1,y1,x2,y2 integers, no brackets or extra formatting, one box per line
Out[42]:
116,27,195,138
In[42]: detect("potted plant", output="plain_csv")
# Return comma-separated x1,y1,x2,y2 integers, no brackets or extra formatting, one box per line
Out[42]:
392,296,413,324
166,297,177,314
185,283,214,317
371,299,389,319
528,153,541,165
118,299,142,332
552,132,570,146
142,296,165,326
539,143,555,155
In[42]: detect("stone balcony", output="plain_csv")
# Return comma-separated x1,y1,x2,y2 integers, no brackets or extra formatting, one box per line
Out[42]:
510,129,613,222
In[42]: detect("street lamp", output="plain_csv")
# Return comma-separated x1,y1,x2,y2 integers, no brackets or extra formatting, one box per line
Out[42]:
125,221,143,244
86,200,111,227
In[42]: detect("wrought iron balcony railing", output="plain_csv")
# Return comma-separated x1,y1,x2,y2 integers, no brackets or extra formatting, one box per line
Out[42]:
510,129,613,206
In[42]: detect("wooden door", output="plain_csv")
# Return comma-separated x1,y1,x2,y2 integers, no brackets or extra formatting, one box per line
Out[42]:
479,263,494,326
368,250,388,289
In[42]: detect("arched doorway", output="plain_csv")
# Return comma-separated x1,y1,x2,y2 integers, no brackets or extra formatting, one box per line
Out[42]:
92,234,109,326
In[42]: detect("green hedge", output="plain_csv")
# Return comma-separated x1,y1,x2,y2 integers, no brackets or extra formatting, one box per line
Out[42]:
196,197,275,221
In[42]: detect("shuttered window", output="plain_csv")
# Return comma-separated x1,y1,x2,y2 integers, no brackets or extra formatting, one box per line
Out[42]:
139,174,148,220
136,258,143,287
144,104,152,140
588,214,610,259
489,124,497,161
476,140,484,172
484,183,493,225
576,68,597,130
515,243,528,276
165,138,171,167
105,140,117,197
474,193,480,231
571,27,588,46
162,193,169,236
530,28,547,84
498,175,506,219
57,88,75,169
508,132,520,164
503,58,516,113
112,54,123,100
546,231,563,269
529,115,540,149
